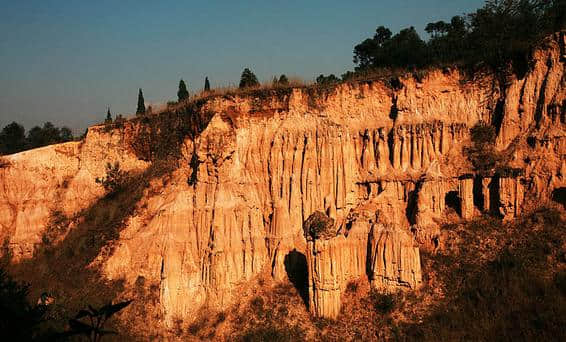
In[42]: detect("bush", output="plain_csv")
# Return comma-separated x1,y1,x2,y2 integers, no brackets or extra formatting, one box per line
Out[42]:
0,268,45,340
369,290,397,315
95,162,128,195
303,211,336,240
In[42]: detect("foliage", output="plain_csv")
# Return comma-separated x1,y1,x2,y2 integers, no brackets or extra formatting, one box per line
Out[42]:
61,300,132,342
204,76,211,92
232,283,307,342
368,290,397,314
278,74,289,85
177,79,189,102
104,108,112,125
0,121,75,155
136,88,146,116
316,74,340,85
400,208,566,341
464,121,505,174
0,122,26,155
95,162,128,195
303,211,336,240
239,68,260,88
352,0,566,77
0,268,46,340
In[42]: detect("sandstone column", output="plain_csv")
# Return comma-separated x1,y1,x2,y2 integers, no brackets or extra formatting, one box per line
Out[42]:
368,223,422,291
303,211,342,319
459,177,475,220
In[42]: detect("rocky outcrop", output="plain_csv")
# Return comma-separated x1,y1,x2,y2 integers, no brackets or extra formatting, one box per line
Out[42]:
368,224,422,290
0,32,564,333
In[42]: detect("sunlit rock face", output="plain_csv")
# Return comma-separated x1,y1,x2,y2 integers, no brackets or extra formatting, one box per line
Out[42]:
0,32,564,330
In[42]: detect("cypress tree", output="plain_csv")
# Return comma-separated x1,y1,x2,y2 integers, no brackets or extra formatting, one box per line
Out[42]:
239,68,259,89
204,77,211,92
278,74,289,85
136,89,146,116
177,79,189,102
105,107,112,124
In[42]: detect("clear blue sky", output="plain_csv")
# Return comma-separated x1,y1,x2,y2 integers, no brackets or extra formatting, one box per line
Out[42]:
0,0,485,133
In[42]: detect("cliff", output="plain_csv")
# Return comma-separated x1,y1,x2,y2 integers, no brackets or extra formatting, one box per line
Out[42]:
0,32,564,334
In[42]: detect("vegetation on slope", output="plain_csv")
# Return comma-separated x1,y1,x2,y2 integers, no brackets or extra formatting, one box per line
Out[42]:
179,207,565,341
0,121,75,155
352,0,565,77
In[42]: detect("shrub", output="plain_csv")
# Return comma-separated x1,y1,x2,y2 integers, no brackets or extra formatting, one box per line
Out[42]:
95,162,128,195
0,268,45,340
369,290,397,314
470,121,496,147
303,211,336,240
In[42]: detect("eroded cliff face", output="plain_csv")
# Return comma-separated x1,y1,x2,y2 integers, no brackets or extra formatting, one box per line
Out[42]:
1,32,564,332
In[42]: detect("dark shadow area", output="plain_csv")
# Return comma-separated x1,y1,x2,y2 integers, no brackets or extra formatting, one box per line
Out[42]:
551,187,566,209
389,95,399,120
489,176,503,218
406,181,422,225
5,158,178,339
445,191,462,217
491,98,505,135
284,250,308,307
399,208,566,341
473,175,485,211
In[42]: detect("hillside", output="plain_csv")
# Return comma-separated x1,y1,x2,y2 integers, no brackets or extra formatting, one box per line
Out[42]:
0,32,564,340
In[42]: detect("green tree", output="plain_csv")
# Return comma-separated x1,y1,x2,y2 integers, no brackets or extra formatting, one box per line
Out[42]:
316,74,339,85
60,127,73,142
104,107,113,124
278,74,289,85
204,77,211,92
239,68,259,88
177,79,189,102
0,122,26,155
136,88,146,116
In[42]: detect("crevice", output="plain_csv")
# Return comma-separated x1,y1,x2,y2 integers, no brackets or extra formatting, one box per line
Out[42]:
491,98,505,135
387,128,395,167
406,180,422,225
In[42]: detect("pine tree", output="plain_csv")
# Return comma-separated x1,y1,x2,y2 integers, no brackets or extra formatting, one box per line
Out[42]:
105,107,112,124
278,74,289,85
204,77,211,92
177,79,189,102
239,68,259,89
136,89,146,116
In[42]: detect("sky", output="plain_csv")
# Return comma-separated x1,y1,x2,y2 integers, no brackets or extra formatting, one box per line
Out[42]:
0,0,485,134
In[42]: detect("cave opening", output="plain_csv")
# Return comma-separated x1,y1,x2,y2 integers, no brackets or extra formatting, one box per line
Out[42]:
551,187,566,209
445,191,462,216
284,250,309,307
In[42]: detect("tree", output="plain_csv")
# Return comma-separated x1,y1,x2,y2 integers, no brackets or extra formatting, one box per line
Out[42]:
0,122,26,155
95,162,127,196
27,122,61,149
177,79,189,102
316,74,339,85
60,127,73,142
104,107,113,124
136,89,146,116
239,68,259,88
278,74,289,85
204,77,211,92
0,268,45,340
